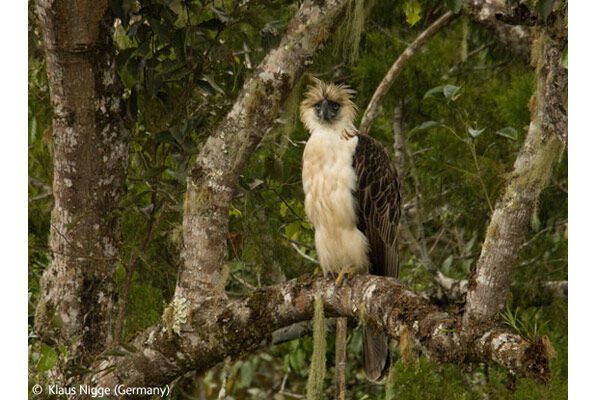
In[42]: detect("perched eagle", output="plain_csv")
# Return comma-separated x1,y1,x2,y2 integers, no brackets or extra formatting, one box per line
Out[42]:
300,78,402,382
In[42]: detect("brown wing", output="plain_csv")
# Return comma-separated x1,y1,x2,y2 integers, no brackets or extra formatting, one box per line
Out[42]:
352,134,402,279
352,133,402,382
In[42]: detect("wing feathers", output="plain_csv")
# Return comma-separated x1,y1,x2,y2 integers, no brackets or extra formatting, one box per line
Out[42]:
352,134,402,278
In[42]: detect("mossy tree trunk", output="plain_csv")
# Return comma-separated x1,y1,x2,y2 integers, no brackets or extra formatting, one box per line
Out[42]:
462,26,567,339
34,0,128,364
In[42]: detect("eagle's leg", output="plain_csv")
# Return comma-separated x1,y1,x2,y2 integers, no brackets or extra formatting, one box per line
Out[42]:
335,266,353,287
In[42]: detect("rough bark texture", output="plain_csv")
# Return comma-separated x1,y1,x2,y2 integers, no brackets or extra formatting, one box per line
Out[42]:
462,0,533,60
88,274,549,399
359,11,456,134
178,0,348,305
462,0,539,26
462,29,566,339
34,0,128,361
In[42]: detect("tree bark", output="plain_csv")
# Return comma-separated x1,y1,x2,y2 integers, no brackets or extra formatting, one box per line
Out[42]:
177,0,349,306
89,274,549,398
462,29,566,339
462,0,533,60
34,0,128,362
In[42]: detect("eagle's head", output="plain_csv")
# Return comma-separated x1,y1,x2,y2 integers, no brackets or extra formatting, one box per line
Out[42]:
300,78,357,134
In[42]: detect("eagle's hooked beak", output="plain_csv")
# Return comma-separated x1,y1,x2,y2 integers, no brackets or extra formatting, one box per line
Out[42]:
318,100,337,122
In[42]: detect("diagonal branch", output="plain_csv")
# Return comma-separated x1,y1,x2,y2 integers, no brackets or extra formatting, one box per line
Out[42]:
177,0,349,306
462,29,566,339
359,11,456,134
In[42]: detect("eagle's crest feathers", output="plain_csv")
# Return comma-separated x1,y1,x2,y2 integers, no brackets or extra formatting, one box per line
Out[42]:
299,77,358,134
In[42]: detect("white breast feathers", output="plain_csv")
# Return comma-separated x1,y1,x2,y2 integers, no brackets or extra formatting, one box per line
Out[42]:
302,127,369,275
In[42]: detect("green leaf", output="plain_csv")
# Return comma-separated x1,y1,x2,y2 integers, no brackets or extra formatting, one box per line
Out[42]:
403,0,422,26
561,43,568,69
537,0,556,22
29,116,37,144
443,84,460,99
413,120,442,131
496,127,519,140
38,344,57,373
289,347,306,372
201,75,225,95
468,127,485,138
423,85,445,99
441,255,453,275
445,0,462,13
238,361,254,388
425,85,460,100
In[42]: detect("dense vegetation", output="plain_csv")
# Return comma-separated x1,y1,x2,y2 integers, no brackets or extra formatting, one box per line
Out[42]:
28,0,567,398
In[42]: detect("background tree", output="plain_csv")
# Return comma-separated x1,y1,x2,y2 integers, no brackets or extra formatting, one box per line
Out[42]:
29,0,567,398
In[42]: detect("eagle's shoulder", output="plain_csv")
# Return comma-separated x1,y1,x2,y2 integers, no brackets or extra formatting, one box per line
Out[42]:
352,134,401,193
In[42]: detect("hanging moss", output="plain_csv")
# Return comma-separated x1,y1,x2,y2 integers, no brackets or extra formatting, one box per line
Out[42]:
306,294,327,400
334,0,371,64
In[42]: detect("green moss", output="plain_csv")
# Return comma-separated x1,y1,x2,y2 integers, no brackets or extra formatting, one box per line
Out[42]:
306,295,327,400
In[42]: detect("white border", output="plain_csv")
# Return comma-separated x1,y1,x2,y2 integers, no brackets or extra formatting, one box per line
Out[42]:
569,1,600,399
1,1,28,398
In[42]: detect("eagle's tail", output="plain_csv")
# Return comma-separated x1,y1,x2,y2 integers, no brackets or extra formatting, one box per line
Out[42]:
362,326,390,383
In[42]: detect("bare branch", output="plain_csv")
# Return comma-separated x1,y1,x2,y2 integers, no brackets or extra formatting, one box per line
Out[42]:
359,12,456,134
335,318,347,400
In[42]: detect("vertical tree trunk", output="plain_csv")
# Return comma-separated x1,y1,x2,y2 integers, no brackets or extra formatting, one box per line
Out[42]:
462,30,566,338
34,0,128,362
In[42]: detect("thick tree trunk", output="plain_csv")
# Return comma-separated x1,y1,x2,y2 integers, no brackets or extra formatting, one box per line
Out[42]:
34,0,127,362
462,29,566,339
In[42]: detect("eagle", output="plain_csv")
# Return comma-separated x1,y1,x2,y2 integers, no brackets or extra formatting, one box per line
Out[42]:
300,78,402,382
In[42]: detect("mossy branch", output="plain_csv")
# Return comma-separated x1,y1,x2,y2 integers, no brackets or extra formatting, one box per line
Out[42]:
87,275,550,399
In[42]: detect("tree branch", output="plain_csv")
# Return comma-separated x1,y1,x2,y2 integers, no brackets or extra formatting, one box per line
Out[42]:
462,29,566,339
461,1,536,60
89,274,549,398
359,11,456,134
177,0,349,305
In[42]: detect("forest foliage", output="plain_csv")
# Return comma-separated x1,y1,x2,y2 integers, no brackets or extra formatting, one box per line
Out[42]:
28,0,567,398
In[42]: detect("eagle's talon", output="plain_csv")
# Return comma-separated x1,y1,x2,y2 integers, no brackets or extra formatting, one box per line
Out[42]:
335,269,351,288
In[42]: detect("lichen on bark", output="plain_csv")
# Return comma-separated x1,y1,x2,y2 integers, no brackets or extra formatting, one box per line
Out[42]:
34,0,129,363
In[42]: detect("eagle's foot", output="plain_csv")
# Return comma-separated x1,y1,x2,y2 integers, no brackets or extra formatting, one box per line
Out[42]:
335,268,352,288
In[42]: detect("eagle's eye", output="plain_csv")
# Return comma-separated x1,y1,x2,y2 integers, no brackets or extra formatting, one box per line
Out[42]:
314,103,321,110
331,102,340,111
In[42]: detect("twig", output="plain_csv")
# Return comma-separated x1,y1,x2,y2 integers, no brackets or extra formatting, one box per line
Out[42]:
359,11,457,133
290,242,319,264
114,204,161,345
217,357,231,400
